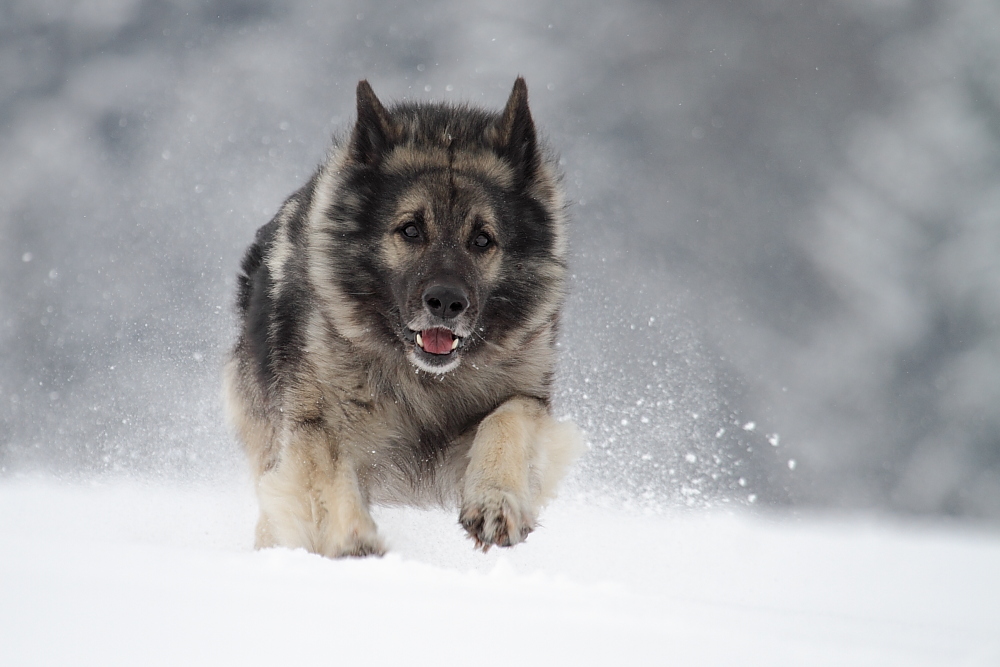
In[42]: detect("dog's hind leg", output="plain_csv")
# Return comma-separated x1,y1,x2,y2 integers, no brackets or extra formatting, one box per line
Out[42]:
255,426,385,558
459,397,583,550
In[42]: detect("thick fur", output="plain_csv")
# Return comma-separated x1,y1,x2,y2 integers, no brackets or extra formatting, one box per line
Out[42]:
224,78,582,558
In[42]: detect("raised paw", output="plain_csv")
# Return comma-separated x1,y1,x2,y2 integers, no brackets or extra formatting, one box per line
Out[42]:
459,489,535,552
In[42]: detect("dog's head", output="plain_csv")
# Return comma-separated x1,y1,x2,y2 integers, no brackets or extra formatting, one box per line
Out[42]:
315,78,567,374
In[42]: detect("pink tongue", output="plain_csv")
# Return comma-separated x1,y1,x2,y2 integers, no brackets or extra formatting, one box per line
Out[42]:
421,328,455,355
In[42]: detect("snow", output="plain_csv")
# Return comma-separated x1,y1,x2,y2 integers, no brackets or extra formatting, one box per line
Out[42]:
2,478,998,666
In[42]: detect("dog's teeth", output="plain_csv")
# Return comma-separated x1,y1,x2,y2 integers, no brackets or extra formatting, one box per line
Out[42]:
451,337,460,351
416,332,423,348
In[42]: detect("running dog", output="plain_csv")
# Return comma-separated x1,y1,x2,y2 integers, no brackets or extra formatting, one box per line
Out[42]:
224,78,582,557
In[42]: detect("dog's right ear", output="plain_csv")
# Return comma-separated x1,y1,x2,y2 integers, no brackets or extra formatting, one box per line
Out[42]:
490,77,539,184
350,80,396,166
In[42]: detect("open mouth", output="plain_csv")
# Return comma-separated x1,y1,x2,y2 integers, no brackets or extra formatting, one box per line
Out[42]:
414,327,462,355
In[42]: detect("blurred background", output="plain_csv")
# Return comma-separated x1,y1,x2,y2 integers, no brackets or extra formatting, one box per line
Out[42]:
2,0,999,520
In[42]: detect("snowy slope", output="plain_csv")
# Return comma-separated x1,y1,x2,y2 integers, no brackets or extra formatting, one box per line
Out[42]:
2,478,998,667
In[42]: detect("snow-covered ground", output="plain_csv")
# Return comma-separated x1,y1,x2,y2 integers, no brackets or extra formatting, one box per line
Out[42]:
2,478,997,666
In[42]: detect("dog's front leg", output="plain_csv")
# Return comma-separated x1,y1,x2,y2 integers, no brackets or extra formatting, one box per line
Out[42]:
255,426,385,558
459,396,547,550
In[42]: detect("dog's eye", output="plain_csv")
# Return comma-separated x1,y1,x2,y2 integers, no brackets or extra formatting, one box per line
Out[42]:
401,224,421,239
473,233,491,249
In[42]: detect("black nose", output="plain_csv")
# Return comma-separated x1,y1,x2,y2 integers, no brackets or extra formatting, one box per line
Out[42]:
423,284,469,320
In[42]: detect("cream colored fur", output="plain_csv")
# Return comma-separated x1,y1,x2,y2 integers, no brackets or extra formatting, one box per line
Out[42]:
460,397,584,549
255,429,385,557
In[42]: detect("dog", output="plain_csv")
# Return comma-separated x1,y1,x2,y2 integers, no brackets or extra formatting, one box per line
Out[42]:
223,78,582,558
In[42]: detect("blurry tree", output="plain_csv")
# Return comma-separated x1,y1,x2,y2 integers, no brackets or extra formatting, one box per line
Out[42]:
0,0,998,518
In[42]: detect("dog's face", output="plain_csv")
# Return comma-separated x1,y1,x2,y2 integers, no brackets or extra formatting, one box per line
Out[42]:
380,172,502,373
321,79,565,375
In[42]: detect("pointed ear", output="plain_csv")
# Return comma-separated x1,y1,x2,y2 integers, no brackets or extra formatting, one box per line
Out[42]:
350,80,396,165
492,77,538,181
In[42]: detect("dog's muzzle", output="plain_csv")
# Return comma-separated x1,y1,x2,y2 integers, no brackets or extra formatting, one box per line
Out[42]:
404,281,474,373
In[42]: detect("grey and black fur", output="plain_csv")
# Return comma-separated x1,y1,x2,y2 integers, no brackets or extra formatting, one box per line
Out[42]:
224,78,582,557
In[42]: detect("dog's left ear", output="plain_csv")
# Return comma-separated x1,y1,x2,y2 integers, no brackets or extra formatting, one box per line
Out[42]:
350,80,397,166
491,77,538,182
